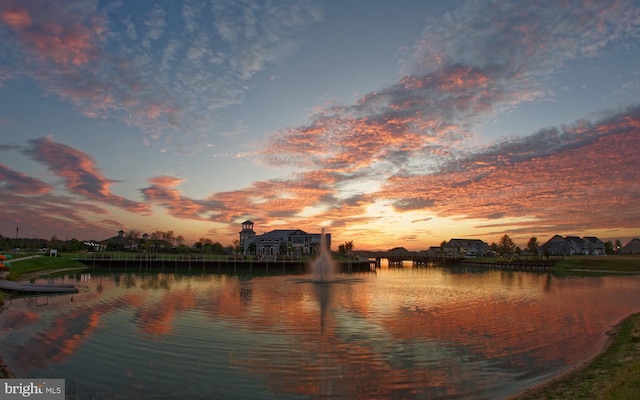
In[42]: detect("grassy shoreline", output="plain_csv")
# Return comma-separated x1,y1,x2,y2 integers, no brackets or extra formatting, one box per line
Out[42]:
2,253,640,395
553,255,640,273
512,312,640,399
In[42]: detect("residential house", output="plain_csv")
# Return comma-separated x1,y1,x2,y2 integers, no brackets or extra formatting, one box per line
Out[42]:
621,238,640,254
540,235,572,256
583,236,605,255
427,246,445,257
102,230,168,252
387,247,411,257
541,234,605,256
443,239,491,257
565,236,588,255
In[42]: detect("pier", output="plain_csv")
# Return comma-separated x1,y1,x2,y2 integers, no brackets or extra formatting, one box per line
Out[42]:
0,279,86,294
77,253,376,273
74,252,557,274
356,251,557,271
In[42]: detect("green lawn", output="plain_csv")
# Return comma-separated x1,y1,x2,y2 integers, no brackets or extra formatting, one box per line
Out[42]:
3,253,86,281
553,255,640,272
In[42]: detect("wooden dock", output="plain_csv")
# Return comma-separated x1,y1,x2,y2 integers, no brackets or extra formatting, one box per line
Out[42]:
357,251,557,271
0,279,84,294
77,254,376,273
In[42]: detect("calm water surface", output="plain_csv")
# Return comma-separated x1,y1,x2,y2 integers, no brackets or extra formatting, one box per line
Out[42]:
2,266,640,399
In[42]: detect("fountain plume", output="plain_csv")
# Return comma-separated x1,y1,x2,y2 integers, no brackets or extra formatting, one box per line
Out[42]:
310,228,337,281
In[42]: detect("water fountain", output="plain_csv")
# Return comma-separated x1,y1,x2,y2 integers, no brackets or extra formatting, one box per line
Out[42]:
289,227,362,284
310,228,336,281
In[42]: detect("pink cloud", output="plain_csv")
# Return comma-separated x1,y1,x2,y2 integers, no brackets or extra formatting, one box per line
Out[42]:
0,163,51,195
0,0,104,67
0,0,179,140
141,176,214,221
23,136,151,215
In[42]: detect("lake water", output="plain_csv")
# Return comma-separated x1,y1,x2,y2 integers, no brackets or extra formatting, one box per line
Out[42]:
2,266,640,399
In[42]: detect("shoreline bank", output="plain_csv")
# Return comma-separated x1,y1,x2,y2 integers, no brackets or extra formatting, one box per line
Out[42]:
512,312,640,399
0,353,14,378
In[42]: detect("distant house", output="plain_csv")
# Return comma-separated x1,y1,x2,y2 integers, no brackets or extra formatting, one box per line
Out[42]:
540,234,605,256
583,237,605,255
443,239,491,257
102,230,129,251
621,238,640,254
387,247,411,257
565,236,588,255
101,230,170,252
427,246,445,257
540,235,572,256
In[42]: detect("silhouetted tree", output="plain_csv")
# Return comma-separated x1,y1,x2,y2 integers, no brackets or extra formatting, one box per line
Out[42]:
604,240,614,255
339,241,354,254
0,235,9,250
232,239,240,254
212,242,226,255
125,230,140,251
344,241,354,252
615,239,622,253
526,237,539,256
497,235,516,258
50,235,59,249
176,235,185,246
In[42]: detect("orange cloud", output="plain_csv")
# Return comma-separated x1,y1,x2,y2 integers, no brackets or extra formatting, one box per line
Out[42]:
379,108,640,239
1,7,32,29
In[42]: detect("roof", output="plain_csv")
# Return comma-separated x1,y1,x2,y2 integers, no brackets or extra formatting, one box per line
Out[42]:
387,247,410,254
260,229,307,238
565,236,585,244
541,235,568,245
445,239,488,247
621,238,640,254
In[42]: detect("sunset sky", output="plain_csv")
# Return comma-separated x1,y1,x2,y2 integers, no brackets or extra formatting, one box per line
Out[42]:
1,0,639,250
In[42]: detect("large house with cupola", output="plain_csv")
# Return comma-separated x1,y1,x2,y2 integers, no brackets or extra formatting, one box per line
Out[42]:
239,221,330,256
